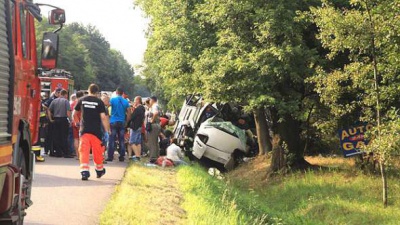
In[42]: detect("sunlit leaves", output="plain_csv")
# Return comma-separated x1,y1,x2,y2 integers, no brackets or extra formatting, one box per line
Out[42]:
311,0,400,121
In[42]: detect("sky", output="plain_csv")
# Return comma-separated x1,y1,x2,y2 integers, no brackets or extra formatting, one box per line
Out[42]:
38,0,149,67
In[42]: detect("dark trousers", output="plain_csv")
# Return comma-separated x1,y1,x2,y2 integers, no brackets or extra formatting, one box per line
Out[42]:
45,122,54,155
53,117,70,157
68,126,74,155
108,122,126,160
39,122,46,148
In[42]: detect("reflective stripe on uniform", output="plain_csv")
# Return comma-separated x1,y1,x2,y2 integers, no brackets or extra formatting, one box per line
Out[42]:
80,163,90,169
95,164,104,170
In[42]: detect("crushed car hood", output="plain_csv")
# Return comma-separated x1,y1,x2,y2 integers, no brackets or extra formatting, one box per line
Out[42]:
202,119,247,149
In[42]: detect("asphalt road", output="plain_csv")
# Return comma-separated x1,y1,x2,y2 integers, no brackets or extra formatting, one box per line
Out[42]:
24,155,127,225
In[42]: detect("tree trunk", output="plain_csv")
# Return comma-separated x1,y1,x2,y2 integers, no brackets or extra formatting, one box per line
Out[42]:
268,135,287,176
254,107,272,155
274,113,310,170
380,161,388,207
366,1,387,207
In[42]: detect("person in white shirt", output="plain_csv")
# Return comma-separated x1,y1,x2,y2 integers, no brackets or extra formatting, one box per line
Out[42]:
166,138,187,166
147,96,161,163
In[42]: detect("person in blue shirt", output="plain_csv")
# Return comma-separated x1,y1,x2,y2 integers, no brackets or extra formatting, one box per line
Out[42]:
106,87,131,162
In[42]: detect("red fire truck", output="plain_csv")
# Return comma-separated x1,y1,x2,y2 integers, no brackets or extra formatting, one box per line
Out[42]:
0,1,66,224
39,69,74,97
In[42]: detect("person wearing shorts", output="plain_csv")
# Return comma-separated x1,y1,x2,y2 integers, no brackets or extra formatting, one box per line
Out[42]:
73,84,110,181
128,96,146,161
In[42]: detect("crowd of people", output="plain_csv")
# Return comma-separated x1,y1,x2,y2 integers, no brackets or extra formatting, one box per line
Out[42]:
39,84,184,181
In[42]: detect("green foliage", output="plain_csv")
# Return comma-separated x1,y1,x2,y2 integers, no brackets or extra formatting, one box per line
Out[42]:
35,20,136,95
311,0,400,206
132,75,151,97
137,0,321,111
310,0,400,121
364,110,400,165
135,0,209,106
137,0,330,159
311,0,400,147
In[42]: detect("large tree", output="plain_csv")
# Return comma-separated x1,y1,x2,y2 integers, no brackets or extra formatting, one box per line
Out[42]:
194,0,322,167
135,0,216,107
137,0,323,169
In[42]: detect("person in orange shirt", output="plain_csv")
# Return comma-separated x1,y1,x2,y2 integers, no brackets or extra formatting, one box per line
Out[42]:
70,91,85,159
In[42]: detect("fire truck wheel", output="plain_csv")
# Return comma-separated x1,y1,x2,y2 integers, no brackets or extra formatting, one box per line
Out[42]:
17,147,27,176
0,148,26,225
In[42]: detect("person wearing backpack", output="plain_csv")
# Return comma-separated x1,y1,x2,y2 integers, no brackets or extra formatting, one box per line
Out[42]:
128,96,146,161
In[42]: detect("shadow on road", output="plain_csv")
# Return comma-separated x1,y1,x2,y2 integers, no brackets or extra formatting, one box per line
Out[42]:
32,173,122,187
31,157,127,187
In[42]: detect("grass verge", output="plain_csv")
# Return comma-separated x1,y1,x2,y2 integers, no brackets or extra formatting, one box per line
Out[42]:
229,156,400,225
100,164,185,225
101,156,400,225
176,165,282,225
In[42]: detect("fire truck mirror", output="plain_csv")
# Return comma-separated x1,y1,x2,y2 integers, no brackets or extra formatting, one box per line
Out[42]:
48,8,66,25
41,32,59,69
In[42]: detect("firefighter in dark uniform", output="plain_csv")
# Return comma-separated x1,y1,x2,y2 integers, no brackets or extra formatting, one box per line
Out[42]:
43,88,61,156
32,93,48,162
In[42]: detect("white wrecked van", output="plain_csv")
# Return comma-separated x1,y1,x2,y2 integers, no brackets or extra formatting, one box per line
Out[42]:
173,95,251,170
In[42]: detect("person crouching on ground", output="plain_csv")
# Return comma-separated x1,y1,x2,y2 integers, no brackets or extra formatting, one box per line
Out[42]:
73,84,110,181
128,96,146,161
166,138,187,166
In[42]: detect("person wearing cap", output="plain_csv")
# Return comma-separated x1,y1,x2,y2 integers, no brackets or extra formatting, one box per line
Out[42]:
147,96,161,163
107,87,131,162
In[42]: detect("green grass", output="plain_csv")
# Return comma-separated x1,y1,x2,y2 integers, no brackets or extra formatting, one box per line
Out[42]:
99,164,185,225
234,170,400,225
228,156,400,225
176,165,282,225
100,157,400,225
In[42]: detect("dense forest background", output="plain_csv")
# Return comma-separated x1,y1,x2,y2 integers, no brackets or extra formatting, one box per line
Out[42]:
35,19,150,97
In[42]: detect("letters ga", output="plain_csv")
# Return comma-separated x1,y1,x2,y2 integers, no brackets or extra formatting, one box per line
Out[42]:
340,124,373,151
